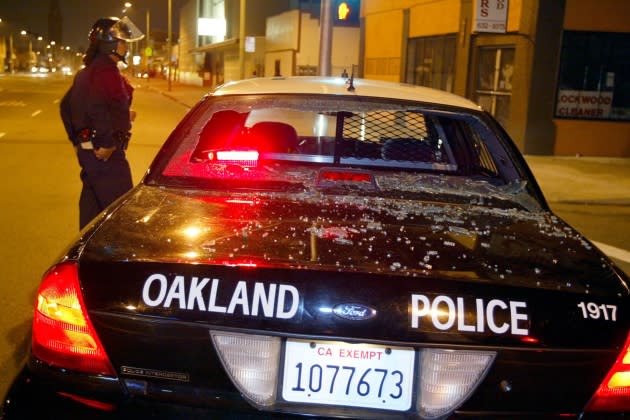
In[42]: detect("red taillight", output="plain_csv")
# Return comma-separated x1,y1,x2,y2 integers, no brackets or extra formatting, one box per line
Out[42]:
31,262,116,376
585,331,630,412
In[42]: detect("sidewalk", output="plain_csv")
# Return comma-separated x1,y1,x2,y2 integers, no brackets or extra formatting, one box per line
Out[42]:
136,77,211,109
135,77,630,205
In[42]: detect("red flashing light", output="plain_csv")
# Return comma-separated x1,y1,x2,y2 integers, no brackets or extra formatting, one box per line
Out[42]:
208,149,259,167
585,331,630,412
215,150,259,162
32,262,116,377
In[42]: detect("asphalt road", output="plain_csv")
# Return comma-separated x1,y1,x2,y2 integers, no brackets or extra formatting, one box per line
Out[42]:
0,72,628,401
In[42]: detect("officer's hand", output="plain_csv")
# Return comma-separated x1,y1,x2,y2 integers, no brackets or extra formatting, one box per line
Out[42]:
130,110,137,122
94,146,116,161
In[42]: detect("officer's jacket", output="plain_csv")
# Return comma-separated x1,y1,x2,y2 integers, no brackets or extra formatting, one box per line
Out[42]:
60,53,134,149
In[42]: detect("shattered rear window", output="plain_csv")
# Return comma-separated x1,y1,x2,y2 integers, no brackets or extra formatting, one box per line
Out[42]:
148,94,542,211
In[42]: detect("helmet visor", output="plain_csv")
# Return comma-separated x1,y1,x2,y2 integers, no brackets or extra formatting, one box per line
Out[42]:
111,16,144,42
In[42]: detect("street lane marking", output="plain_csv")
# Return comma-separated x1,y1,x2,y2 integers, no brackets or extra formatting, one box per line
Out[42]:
31,110,42,117
0,100,26,107
592,241,630,264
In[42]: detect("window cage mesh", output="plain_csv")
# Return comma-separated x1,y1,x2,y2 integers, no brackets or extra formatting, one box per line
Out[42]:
340,111,446,163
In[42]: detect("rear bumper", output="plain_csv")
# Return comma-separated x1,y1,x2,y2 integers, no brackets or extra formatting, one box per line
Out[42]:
0,363,298,420
3,360,626,419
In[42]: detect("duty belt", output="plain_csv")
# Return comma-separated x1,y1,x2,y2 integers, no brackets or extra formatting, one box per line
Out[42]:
76,129,131,151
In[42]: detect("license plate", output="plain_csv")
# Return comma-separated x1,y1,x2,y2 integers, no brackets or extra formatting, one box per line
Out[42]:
281,339,415,411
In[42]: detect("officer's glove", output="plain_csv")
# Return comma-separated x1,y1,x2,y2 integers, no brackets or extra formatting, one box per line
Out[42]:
94,146,116,161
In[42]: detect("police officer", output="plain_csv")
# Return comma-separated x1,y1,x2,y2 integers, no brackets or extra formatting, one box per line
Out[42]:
60,17,144,229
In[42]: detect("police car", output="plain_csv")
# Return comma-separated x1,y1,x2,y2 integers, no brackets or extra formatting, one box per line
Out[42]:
2,76,629,419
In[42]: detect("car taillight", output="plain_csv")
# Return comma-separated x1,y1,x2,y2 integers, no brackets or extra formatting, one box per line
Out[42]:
585,331,630,412
31,261,116,377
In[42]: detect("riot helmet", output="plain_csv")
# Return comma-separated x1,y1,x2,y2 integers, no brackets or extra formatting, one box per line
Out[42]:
88,16,144,63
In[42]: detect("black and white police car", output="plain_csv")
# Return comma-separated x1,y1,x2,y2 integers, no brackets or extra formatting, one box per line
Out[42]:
2,76,629,419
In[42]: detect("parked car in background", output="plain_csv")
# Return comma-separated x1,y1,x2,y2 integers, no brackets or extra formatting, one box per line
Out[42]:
2,76,628,419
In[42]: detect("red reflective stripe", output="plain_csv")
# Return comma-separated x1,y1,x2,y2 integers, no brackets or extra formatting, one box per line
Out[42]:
57,392,117,412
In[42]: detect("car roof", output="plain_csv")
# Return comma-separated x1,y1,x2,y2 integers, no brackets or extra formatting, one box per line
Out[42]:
212,76,482,111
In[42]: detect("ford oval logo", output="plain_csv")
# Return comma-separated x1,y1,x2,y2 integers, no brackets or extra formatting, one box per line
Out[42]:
332,303,377,321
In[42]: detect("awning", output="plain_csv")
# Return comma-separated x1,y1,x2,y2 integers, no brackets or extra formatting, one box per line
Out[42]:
189,38,239,54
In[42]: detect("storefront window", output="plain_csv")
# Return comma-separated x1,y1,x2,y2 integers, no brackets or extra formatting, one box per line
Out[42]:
555,31,630,121
405,35,456,92
475,46,514,128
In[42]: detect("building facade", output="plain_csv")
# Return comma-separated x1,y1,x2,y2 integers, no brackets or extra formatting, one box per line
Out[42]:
177,0,360,86
178,0,294,86
361,0,630,156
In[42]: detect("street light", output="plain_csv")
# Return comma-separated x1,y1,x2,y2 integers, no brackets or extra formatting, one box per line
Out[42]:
20,30,34,70
120,3,152,79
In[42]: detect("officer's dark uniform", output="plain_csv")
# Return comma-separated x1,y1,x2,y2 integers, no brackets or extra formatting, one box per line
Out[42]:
60,52,134,229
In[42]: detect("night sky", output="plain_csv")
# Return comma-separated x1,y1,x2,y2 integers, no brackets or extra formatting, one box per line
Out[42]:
0,0,186,51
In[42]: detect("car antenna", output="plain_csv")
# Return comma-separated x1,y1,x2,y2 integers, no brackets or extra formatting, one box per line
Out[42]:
346,65,355,92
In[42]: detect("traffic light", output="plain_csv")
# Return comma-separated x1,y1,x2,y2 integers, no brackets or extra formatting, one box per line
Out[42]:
333,0,360,26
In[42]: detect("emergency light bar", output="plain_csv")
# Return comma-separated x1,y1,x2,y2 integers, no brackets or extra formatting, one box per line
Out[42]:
208,150,259,167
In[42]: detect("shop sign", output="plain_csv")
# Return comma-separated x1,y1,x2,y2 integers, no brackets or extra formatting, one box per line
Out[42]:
556,90,613,119
474,0,508,33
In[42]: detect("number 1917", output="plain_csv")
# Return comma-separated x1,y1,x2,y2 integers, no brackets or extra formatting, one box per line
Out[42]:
577,302,617,321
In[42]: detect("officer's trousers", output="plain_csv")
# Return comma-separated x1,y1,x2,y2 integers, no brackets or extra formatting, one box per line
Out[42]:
77,148,133,229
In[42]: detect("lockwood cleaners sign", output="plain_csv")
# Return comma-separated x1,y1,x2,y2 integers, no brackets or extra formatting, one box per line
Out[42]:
556,90,613,119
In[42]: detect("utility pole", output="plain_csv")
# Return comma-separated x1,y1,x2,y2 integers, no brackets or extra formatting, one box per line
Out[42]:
8,33,14,73
146,9,150,76
318,0,332,76
146,9,150,46
239,0,246,80
167,0,172,91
